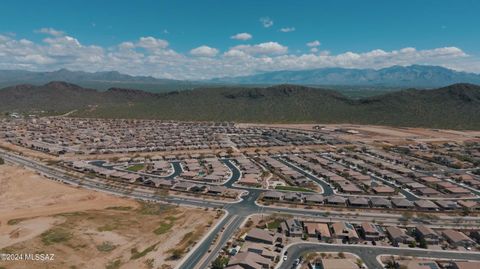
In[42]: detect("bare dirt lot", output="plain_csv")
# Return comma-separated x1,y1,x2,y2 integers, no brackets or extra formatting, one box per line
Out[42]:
0,164,219,269
0,141,59,162
240,123,480,144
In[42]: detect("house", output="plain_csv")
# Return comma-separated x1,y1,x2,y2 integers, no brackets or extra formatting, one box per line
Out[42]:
303,222,319,237
360,222,384,241
304,194,324,204
71,161,89,171
415,225,439,245
386,226,415,246
303,222,331,241
189,184,206,192
263,191,284,201
121,173,142,183
144,178,173,188
420,176,441,184
227,252,271,269
245,228,274,245
444,187,471,196
370,197,392,208
173,181,197,191
458,200,479,210
244,243,275,261
416,187,441,197
391,198,414,209
316,223,332,241
239,174,260,186
285,219,303,237
372,186,396,195
435,200,459,210
325,195,347,206
414,200,439,211
348,197,370,207
452,261,480,269
283,192,303,202
339,183,363,194
331,222,359,243
206,185,227,195
442,229,476,248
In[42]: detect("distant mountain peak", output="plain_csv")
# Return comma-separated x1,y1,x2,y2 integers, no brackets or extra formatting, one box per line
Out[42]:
44,81,83,90
11,84,36,91
210,65,480,87
105,87,158,97
54,68,72,73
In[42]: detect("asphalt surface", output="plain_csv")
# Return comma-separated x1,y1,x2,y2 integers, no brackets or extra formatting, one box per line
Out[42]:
221,159,242,188
2,150,480,269
89,160,183,179
275,157,334,196
280,243,480,269
185,215,246,269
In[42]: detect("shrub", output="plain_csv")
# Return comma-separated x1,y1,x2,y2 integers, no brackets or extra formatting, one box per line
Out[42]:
41,228,72,245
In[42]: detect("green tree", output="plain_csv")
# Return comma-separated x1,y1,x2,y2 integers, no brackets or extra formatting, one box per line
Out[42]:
260,170,270,179
212,256,229,269
385,256,400,269
356,258,364,268
170,249,183,260
419,237,427,249
462,207,471,216
0,157,4,165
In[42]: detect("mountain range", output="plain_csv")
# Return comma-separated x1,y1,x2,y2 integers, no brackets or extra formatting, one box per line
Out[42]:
1,65,480,90
1,81,479,130
0,69,200,92
211,65,480,87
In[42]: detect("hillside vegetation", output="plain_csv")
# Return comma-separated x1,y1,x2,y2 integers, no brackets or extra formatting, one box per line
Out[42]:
1,82,479,130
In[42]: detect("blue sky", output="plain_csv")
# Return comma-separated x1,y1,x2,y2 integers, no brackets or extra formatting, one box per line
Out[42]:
0,0,479,79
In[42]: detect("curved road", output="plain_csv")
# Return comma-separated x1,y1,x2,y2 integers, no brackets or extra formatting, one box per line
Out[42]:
2,150,480,269
275,157,334,196
89,160,183,179
280,243,480,269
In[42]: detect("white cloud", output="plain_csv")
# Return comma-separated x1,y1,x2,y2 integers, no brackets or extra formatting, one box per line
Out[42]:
306,40,321,47
228,42,288,56
190,45,219,57
231,33,252,41
136,36,169,50
280,27,295,33
35,27,65,37
0,31,476,79
223,49,249,58
260,17,273,28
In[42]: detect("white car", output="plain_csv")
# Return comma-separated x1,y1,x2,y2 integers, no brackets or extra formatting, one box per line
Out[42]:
283,255,288,261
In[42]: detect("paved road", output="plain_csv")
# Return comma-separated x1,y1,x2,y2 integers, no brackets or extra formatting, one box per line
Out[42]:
275,157,334,196
280,243,480,269
89,160,183,179
221,159,242,188
190,215,246,269
179,213,236,269
2,150,480,269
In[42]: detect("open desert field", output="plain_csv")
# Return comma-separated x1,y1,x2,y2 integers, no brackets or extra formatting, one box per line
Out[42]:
241,123,480,144
0,164,219,269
